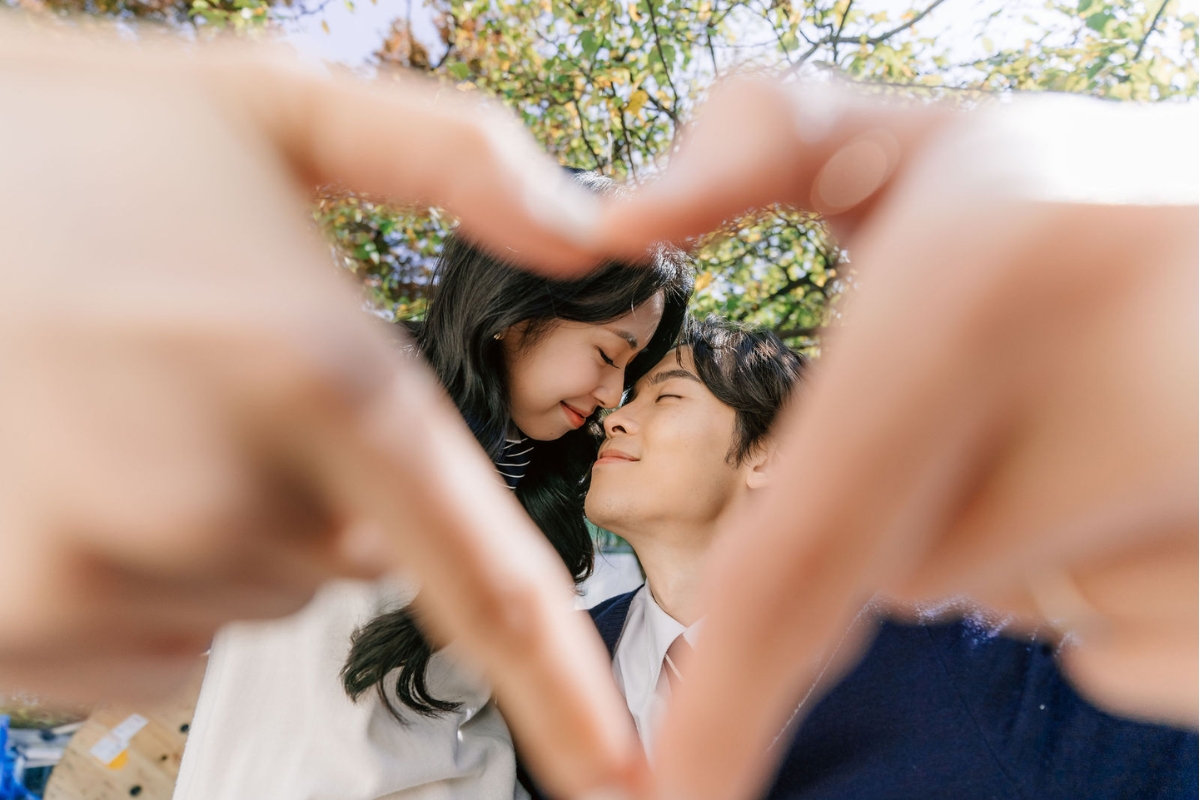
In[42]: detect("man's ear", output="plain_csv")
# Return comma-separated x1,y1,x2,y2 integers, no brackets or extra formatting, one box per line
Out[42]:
743,441,775,490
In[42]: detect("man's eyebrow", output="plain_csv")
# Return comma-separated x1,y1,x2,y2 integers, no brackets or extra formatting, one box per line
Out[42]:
646,368,701,387
625,369,701,404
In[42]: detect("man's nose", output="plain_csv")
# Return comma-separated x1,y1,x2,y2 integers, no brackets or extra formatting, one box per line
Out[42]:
603,404,634,437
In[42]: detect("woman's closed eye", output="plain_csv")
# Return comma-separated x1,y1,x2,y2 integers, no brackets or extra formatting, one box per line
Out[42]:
656,393,682,402
597,347,617,368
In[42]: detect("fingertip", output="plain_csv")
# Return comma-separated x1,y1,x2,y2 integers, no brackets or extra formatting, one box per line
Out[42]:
519,170,605,253
596,194,695,261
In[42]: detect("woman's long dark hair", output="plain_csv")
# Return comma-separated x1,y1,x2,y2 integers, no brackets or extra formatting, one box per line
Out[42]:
341,171,693,720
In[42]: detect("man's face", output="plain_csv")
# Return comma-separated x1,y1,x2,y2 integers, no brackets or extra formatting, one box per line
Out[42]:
585,346,749,536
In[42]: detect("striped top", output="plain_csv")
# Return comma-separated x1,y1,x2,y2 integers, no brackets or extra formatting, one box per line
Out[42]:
496,434,533,490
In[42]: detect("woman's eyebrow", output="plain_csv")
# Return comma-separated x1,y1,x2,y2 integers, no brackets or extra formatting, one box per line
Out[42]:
606,328,640,349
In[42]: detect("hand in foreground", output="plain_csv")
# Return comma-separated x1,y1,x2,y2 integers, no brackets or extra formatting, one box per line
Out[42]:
594,80,1197,800
0,24,639,799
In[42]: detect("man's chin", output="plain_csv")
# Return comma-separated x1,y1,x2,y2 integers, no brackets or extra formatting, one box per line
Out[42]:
584,487,622,532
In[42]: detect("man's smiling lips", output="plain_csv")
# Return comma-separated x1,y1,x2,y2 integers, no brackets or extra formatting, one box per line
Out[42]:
560,401,589,428
595,446,638,465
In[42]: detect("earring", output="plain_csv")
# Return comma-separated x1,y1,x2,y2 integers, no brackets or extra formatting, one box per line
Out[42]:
493,332,503,340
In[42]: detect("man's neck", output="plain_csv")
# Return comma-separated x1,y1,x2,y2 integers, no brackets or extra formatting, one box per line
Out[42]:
620,520,717,628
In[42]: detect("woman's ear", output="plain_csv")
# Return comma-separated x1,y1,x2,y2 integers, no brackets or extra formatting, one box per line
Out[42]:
744,442,776,490
505,320,534,342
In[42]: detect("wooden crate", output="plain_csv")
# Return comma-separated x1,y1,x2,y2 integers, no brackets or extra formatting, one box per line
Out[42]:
44,663,204,800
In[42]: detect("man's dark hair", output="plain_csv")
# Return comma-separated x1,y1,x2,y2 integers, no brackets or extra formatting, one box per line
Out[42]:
682,315,808,464
340,171,694,721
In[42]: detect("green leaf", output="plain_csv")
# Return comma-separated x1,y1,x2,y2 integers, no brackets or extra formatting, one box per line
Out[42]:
1086,12,1113,33
1077,0,1094,13
580,29,600,57
448,62,470,80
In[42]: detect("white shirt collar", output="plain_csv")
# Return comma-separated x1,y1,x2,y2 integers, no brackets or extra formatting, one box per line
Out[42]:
611,584,701,753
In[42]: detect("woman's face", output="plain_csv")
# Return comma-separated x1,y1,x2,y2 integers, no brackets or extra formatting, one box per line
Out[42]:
502,293,666,441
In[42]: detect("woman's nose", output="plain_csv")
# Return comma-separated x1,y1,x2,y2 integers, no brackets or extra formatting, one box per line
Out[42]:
594,371,624,409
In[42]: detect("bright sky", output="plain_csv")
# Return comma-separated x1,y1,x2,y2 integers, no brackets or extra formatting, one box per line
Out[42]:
280,0,1197,75
282,0,439,68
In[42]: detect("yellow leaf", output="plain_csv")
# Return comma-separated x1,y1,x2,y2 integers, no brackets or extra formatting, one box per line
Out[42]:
321,19,330,34
627,89,649,116
629,1,641,22
695,271,714,291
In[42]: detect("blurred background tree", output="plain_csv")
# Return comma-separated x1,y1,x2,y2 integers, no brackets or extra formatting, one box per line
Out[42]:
5,0,1197,349
361,0,1195,350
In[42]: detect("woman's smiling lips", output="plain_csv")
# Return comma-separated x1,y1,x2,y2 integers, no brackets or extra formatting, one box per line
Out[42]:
595,446,638,466
560,401,589,428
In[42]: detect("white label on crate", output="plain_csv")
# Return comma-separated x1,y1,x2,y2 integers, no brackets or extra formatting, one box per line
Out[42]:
89,713,149,766
89,734,125,765
109,714,148,743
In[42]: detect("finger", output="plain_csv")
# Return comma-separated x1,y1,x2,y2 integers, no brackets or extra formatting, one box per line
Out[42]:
891,204,1199,603
286,355,644,799
0,648,206,708
201,50,606,276
650,189,1022,800
1061,616,1199,728
597,77,950,261
3,24,604,273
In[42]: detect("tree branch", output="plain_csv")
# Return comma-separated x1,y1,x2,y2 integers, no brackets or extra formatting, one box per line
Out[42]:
642,90,679,126
1133,0,1168,62
604,83,639,179
830,70,994,94
275,0,335,21
432,41,456,70
854,0,947,45
785,39,826,73
645,0,683,120
753,0,796,65
830,0,854,63
708,2,738,32
430,8,458,70
569,98,605,171
705,2,722,81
